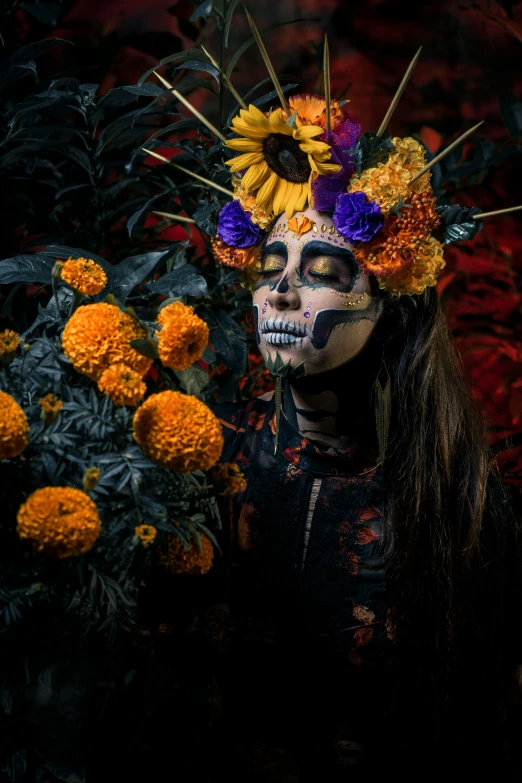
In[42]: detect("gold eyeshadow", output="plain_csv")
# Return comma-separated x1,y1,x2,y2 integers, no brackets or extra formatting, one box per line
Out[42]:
262,255,285,272
308,256,338,276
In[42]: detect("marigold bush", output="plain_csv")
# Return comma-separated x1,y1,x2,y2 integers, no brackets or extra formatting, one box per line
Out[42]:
60,257,108,296
133,390,223,473
16,486,101,558
157,303,209,371
159,532,214,575
62,302,152,380
98,363,146,406
0,390,29,460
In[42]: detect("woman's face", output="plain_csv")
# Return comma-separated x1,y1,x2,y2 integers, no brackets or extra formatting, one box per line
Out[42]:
252,208,383,376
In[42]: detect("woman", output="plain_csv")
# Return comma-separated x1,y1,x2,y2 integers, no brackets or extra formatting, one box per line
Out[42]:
205,207,521,782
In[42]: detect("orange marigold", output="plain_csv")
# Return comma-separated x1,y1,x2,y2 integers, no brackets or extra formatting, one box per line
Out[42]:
288,94,346,130
159,532,214,575
133,390,223,473
378,236,446,297
212,462,247,495
16,486,101,558
0,391,29,460
60,257,108,296
0,329,22,356
98,363,146,406
157,307,209,371
210,236,259,270
354,191,441,278
348,136,429,216
135,524,157,547
157,301,194,327
39,393,63,415
62,302,152,381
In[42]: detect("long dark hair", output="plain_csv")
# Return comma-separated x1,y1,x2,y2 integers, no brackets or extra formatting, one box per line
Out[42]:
372,284,521,748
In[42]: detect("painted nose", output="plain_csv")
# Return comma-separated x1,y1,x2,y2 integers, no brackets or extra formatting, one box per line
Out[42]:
266,272,300,311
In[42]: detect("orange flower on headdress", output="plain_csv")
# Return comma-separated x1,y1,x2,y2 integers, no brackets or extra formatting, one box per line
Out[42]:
288,95,346,130
288,214,315,237
211,236,259,270
378,236,446,297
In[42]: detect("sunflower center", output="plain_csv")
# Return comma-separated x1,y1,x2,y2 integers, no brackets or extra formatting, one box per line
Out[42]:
262,134,311,184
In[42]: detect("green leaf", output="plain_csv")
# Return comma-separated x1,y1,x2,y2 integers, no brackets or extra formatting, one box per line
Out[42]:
355,130,393,175
130,337,159,360
108,247,173,301
173,364,209,398
0,255,55,284
127,190,170,237
147,265,210,298
265,351,305,379
436,204,483,244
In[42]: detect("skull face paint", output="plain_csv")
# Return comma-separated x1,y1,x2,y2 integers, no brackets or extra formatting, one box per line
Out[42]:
252,208,383,376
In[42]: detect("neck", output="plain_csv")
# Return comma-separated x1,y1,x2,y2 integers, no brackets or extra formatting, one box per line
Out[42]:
284,343,381,452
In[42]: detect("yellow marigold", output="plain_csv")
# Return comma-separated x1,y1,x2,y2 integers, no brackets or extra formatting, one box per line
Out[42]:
135,524,157,547
159,532,214,575
212,462,247,495
0,391,29,460
378,236,446,297
133,391,223,473
210,236,259,270
60,257,108,296
157,308,209,372
0,329,22,355
348,136,430,216
98,363,146,406
232,175,274,230
83,466,100,492
16,486,101,558
62,302,152,381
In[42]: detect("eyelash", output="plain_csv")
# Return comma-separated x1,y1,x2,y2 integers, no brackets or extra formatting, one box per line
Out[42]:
310,272,337,280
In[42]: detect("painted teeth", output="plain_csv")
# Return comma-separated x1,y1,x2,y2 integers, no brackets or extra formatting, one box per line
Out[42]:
261,318,307,337
264,332,303,345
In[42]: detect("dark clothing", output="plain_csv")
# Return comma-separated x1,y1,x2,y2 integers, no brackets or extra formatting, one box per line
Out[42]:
202,387,522,782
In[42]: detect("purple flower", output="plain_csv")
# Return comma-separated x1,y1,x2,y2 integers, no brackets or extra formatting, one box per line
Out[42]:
333,192,384,243
312,113,361,212
217,201,261,248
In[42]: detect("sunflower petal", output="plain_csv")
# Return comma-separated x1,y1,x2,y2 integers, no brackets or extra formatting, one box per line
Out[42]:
299,141,331,154
225,138,263,152
256,171,279,210
284,183,302,219
295,183,309,212
294,125,324,140
308,155,341,175
242,160,270,192
272,178,290,216
226,152,265,172
268,109,292,136
230,120,270,140
243,104,271,129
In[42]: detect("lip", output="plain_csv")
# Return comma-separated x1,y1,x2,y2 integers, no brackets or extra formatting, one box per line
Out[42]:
263,332,305,346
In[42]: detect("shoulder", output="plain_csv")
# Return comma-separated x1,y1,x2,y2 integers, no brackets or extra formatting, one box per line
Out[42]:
209,391,274,463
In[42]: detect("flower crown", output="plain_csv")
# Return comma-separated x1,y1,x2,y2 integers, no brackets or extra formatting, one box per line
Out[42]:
147,12,519,299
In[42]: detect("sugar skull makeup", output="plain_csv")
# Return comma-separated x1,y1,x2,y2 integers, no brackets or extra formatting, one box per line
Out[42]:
252,209,383,376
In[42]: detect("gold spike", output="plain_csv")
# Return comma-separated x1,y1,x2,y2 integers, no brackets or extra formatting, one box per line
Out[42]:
153,70,227,144
141,148,235,197
244,6,290,117
409,121,484,185
377,47,422,137
200,45,248,110
472,205,522,220
323,34,331,135
152,211,197,224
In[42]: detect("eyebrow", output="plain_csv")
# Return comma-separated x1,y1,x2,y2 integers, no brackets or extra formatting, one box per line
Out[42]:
300,240,357,263
261,241,288,260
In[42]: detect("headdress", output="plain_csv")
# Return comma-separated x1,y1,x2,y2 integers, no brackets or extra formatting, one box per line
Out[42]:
144,13,520,301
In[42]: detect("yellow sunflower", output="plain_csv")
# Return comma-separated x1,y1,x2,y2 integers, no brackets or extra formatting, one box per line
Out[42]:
225,104,341,219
